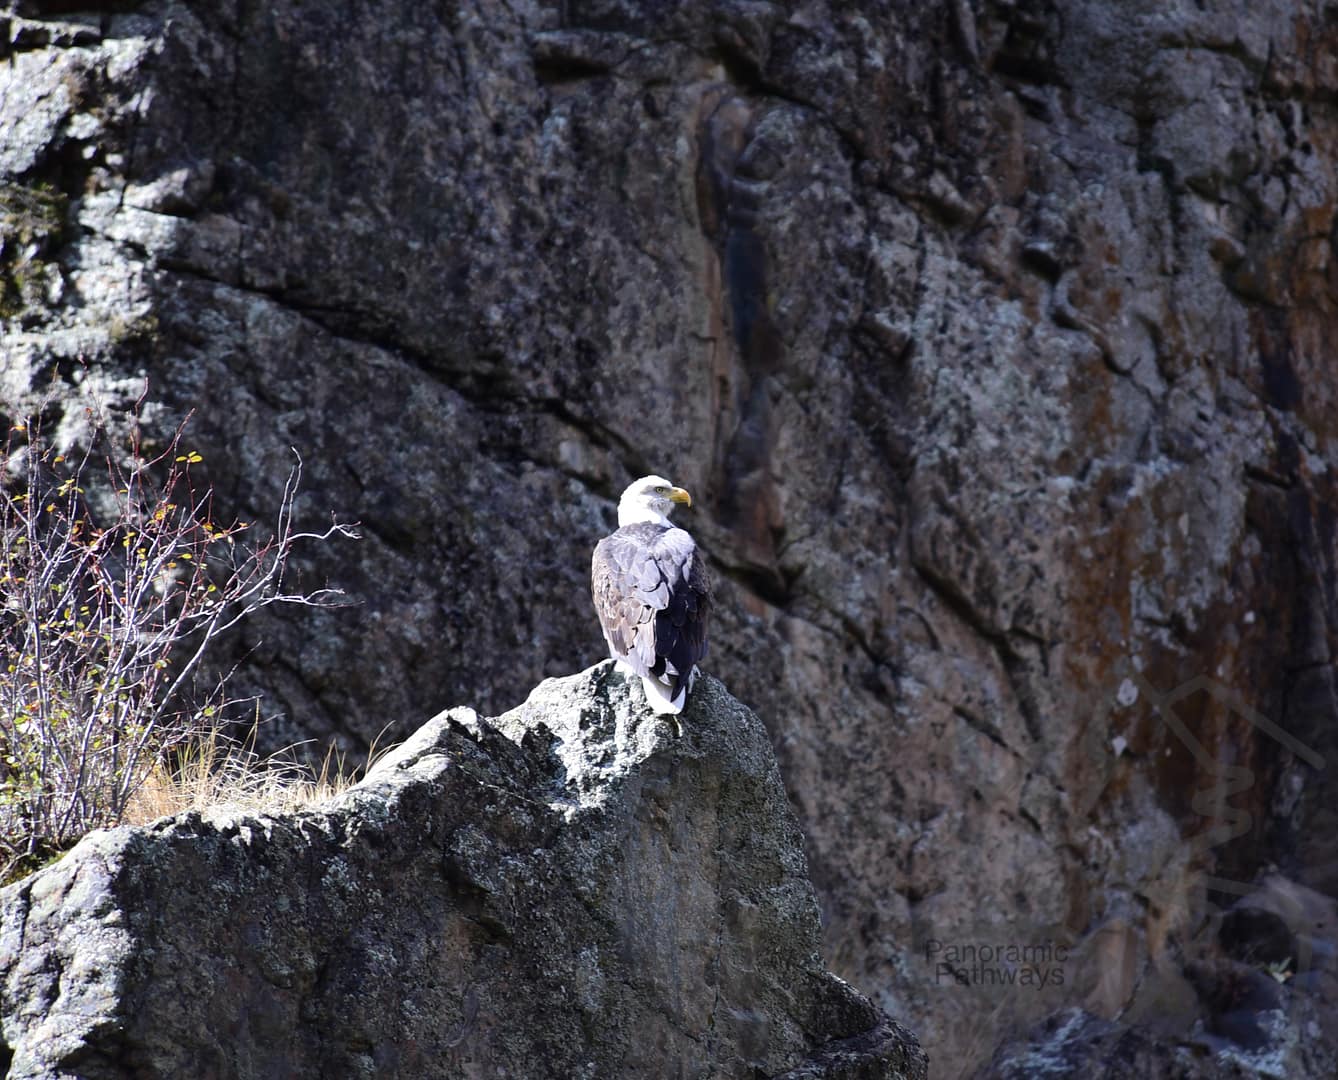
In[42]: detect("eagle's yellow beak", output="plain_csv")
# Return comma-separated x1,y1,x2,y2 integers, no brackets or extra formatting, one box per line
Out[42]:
669,486,693,507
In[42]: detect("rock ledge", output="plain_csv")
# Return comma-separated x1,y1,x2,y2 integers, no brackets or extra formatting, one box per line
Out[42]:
0,663,926,1080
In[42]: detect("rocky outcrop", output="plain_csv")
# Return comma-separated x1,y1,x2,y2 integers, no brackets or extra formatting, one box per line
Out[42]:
6,0,1338,1073
976,995,1338,1080
0,665,926,1080
971,874,1338,1078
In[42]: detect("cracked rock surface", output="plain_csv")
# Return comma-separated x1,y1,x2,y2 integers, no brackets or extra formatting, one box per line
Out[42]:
0,665,926,1080
5,0,1338,1073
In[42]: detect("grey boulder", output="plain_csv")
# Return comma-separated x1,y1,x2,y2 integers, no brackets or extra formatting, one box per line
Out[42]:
0,664,926,1080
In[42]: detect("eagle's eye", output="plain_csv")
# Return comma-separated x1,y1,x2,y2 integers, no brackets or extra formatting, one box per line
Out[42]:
655,485,670,495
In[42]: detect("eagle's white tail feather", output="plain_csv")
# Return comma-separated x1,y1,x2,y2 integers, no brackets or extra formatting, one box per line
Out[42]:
640,674,687,714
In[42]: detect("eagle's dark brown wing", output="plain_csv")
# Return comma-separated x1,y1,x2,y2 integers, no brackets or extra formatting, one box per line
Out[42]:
591,523,710,698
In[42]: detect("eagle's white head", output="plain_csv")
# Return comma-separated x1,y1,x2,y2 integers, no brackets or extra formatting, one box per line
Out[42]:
617,475,693,527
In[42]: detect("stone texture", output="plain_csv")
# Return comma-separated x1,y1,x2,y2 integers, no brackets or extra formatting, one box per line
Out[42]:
0,665,926,1079
973,875,1338,1078
5,0,1338,1074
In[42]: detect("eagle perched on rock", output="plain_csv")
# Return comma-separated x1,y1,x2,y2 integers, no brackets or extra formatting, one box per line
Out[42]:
591,475,711,714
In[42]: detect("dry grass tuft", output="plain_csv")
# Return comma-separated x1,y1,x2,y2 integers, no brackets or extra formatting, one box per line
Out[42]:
123,727,387,825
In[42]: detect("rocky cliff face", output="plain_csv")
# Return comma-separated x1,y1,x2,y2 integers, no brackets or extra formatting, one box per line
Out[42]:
5,0,1338,1074
0,666,925,1079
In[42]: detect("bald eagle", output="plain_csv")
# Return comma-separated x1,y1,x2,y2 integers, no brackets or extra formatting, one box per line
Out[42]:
591,475,711,714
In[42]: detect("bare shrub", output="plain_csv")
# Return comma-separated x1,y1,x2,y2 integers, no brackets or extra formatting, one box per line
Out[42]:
0,394,358,879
